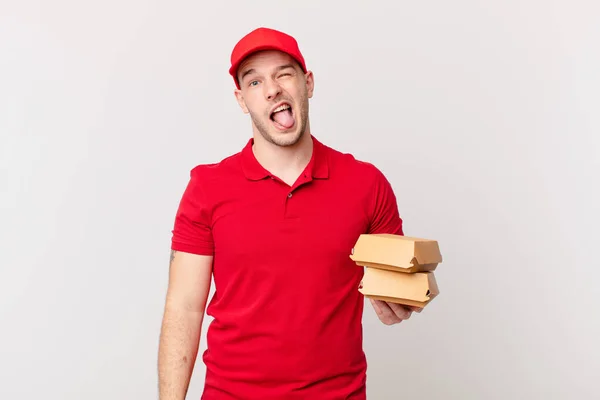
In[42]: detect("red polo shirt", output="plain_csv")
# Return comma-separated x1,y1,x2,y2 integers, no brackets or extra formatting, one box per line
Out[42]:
171,135,403,399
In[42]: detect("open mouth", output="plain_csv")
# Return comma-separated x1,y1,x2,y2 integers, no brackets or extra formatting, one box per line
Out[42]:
269,103,295,130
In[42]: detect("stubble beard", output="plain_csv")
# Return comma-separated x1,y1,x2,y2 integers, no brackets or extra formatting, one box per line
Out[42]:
250,91,309,148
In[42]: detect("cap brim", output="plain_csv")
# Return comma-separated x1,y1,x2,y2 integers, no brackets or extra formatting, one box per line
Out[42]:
229,44,306,89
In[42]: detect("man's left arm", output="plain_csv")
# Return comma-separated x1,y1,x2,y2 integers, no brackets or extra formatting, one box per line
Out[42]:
367,166,420,325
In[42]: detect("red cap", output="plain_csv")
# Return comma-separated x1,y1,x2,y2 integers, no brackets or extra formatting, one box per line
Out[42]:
229,27,307,89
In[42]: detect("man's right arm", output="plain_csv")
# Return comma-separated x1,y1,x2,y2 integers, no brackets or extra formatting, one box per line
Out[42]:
158,249,213,400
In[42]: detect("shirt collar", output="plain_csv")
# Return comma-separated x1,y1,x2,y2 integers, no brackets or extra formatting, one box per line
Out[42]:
241,134,329,181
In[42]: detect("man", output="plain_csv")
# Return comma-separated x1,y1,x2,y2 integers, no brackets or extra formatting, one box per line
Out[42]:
158,27,416,400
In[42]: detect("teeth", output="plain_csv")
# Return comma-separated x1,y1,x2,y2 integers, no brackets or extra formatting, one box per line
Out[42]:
273,104,291,113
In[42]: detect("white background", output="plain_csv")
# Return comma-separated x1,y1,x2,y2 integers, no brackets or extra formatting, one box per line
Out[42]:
1,1,599,399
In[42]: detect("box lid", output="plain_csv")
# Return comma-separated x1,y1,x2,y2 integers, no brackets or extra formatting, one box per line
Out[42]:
350,234,442,272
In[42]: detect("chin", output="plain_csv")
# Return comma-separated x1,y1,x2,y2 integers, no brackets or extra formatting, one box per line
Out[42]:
251,108,306,147
267,129,304,147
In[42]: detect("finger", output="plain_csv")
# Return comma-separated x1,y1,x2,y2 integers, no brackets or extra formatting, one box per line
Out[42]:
370,299,402,325
386,302,413,320
410,306,423,313
370,298,383,315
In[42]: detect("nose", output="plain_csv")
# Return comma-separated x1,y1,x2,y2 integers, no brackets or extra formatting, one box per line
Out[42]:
264,79,281,101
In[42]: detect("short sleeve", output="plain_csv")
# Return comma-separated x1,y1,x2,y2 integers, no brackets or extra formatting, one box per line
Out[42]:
367,166,404,235
170,167,214,255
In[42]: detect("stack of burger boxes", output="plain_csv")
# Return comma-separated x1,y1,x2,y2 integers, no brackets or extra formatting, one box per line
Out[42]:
350,234,443,309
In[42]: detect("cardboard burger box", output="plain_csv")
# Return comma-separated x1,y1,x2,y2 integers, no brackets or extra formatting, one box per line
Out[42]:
350,234,443,308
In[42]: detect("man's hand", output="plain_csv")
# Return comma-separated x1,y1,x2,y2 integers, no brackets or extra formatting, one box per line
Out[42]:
369,299,422,325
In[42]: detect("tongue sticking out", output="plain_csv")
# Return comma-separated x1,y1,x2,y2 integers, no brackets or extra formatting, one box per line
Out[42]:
272,109,295,129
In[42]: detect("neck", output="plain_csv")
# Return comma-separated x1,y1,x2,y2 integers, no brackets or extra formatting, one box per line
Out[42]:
252,130,313,184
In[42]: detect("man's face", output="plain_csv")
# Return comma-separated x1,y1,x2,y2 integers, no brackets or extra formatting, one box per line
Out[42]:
234,50,314,147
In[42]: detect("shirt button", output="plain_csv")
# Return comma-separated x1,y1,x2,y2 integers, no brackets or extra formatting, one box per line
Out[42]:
288,193,293,198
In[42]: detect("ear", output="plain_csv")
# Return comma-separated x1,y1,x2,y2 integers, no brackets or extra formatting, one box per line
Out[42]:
234,89,249,114
304,70,315,99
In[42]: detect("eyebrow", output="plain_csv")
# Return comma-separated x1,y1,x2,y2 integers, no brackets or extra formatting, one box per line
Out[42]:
239,64,296,83
239,68,256,82
275,64,296,73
